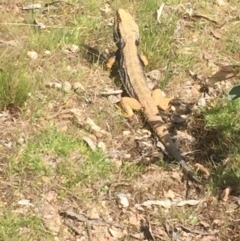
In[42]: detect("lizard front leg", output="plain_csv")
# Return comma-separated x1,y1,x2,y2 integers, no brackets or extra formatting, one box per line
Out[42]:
107,52,148,69
152,88,173,111
139,53,148,66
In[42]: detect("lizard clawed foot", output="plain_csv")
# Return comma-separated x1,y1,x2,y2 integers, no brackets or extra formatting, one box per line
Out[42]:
186,171,203,185
180,160,203,185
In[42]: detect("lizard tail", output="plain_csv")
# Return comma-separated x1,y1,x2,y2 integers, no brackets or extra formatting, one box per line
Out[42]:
149,118,202,185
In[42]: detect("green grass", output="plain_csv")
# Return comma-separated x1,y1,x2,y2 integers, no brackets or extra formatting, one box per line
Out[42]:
7,127,114,185
224,31,240,55
3,126,115,229
204,100,240,142
203,100,240,190
121,162,146,178
0,58,35,110
57,149,113,188
0,212,51,241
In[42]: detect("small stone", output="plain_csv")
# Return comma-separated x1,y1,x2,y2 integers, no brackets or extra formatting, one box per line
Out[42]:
4,141,12,149
108,95,120,104
217,0,227,5
190,86,200,98
23,3,42,10
172,115,187,123
18,137,25,144
122,130,131,136
73,82,85,91
17,199,34,207
55,83,62,89
146,70,161,81
68,44,79,53
116,193,129,208
27,51,38,60
37,92,45,99
46,82,62,89
44,50,51,55
123,153,131,159
146,77,157,90
97,141,106,152
198,97,206,107
63,81,72,93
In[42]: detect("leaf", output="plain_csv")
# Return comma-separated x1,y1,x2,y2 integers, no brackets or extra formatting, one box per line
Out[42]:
108,227,124,238
141,199,172,209
83,136,97,151
220,187,231,202
157,4,165,23
176,200,200,206
208,65,240,85
33,18,46,29
228,84,240,100
17,199,34,207
194,163,211,179
163,189,175,200
210,29,222,39
23,3,42,10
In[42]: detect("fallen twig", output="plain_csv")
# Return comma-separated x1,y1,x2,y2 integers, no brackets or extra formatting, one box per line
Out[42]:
64,220,82,235
0,22,71,29
100,89,123,96
179,225,219,236
157,4,165,23
61,209,123,228
86,222,93,241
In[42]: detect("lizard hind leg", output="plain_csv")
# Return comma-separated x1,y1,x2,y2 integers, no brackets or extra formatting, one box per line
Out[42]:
120,97,142,118
152,88,173,111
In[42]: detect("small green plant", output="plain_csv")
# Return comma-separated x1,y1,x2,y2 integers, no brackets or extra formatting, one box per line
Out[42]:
0,60,34,110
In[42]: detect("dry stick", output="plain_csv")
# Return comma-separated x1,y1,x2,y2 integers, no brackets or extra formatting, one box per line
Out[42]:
86,222,93,241
0,22,72,29
64,220,93,241
44,0,73,7
64,220,82,236
63,209,123,228
179,225,219,236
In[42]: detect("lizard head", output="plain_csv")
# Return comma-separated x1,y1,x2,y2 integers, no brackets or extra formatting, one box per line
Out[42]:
114,9,140,47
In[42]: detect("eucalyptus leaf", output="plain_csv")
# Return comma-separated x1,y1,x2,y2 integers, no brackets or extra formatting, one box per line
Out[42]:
228,84,240,100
